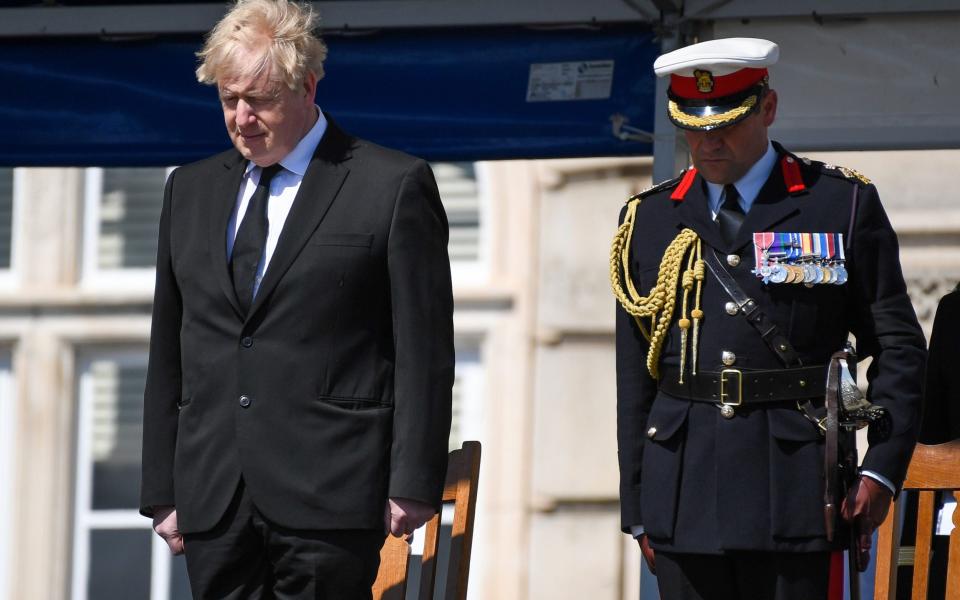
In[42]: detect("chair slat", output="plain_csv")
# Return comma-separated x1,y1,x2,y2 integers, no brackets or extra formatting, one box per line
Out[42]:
875,499,900,600
947,491,960,600
372,441,482,600
911,491,935,599
373,536,410,600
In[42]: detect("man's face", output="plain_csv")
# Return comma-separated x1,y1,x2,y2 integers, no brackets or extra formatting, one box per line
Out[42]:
683,90,778,184
218,50,318,167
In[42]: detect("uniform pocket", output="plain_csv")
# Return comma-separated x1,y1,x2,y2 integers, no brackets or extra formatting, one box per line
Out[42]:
768,407,827,539
640,395,690,539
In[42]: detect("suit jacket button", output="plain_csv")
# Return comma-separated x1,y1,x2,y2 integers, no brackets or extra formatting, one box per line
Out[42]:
647,427,657,439
241,336,253,348
239,395,251,408
725,301,739,316
726,254,741,267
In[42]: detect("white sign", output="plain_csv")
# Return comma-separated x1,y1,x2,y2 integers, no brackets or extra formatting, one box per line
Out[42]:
526,60,614,102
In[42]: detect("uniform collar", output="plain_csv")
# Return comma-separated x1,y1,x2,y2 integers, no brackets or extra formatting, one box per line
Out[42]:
705,140,777,215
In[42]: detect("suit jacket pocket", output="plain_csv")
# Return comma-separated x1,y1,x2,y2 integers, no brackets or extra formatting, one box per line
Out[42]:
309,233,374,248
316,395,388,411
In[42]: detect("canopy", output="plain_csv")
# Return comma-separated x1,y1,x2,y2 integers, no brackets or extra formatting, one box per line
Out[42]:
3,26,658,166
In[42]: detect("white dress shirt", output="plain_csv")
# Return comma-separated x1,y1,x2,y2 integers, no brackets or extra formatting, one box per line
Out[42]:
226,107,328,298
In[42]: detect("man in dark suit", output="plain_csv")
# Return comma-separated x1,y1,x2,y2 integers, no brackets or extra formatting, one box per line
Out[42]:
612,38,925,599
139,1,454,597
900,287,960,599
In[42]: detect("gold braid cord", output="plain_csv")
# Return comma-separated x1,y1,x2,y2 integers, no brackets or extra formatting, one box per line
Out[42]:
668,95,757,129
610,198,707,381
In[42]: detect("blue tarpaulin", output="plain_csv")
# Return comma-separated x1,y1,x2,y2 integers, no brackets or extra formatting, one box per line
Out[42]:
4,26,657,166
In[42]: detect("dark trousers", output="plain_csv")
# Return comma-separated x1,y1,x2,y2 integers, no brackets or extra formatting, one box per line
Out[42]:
655,551,831,600
182,481,386,600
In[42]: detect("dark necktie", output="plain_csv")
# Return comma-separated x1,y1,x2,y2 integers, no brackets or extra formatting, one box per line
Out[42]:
231,164,282,315
716,184,745,246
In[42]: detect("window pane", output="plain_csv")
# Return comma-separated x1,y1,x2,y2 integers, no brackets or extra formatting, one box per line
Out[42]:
0,169,13,269
450,338,483,451
87,529,151,600
170,554,193,599
432,163,481,262
90,360,147,510
98,168,166,269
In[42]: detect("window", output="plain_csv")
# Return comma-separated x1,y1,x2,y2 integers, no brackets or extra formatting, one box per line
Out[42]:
449,336,486,451
83,168,169,288
0,168,21,287
0,170,14,271
432,162,489,284
0,351,15,600
71,349,191,600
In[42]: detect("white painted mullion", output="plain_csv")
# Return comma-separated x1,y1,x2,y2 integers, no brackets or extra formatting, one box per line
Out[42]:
150,535,171,600
0,356,14,600
84,509,150,528
70,363,95,600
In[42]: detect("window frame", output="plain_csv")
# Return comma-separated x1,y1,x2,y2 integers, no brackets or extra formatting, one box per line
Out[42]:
71,347,174,600
81,167,173,291
434,161,492,287
0,168,25,289
0,351,15,600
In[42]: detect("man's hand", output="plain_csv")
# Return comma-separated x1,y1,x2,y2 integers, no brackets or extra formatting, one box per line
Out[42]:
637,533,656,574
384,497,436,538
152,505,184,556
840,476,893,570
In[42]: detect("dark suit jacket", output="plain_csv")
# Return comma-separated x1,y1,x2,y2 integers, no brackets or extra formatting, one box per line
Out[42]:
921,289,960,443
139,119,455,534
616,142,926,553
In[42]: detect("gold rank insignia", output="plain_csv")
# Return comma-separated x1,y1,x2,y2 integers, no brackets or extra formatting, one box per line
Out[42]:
694,69,714,93
836,166,872,185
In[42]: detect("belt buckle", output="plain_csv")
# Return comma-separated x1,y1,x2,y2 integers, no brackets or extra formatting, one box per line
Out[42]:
718,368,742,419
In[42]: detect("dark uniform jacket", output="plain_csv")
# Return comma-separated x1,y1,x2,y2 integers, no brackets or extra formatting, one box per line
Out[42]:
616,142,926,553
139,119,455,534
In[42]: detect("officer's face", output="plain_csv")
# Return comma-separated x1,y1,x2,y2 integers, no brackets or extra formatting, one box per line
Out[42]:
684,90,778,185
218,45,318,167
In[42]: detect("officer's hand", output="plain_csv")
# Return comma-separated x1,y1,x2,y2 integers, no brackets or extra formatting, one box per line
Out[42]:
840,476,892,571
384,497,436,538
152,505,184,556
637,533,656,574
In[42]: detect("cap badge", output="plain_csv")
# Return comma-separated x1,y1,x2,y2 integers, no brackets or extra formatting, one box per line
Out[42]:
694,69,714,93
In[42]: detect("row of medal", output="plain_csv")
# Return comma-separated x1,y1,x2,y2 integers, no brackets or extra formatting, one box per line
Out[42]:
751,232,848,285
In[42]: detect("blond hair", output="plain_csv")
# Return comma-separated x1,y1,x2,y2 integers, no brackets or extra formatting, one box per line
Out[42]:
196,0,327,89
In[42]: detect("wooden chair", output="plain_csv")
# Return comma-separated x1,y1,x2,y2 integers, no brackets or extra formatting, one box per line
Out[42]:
372,441,482,600
875,440,960,599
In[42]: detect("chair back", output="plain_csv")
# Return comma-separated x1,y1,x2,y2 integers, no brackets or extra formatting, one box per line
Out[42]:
373,441,482,600
874,440,960,599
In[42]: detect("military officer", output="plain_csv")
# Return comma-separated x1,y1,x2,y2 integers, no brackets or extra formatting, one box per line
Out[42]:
612,38,926,599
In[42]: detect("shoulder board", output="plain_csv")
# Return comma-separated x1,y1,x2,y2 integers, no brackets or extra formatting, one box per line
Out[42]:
801,157,872,186
627,171,685,202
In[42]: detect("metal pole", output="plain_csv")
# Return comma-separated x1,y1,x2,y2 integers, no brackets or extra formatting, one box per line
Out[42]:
651,12,689,184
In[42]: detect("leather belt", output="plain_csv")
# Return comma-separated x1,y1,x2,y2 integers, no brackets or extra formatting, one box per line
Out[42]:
659,365,827,405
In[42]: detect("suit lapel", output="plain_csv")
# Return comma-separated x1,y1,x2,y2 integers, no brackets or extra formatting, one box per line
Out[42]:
675,174,728,252
245,118,354,320
208,151,247,319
